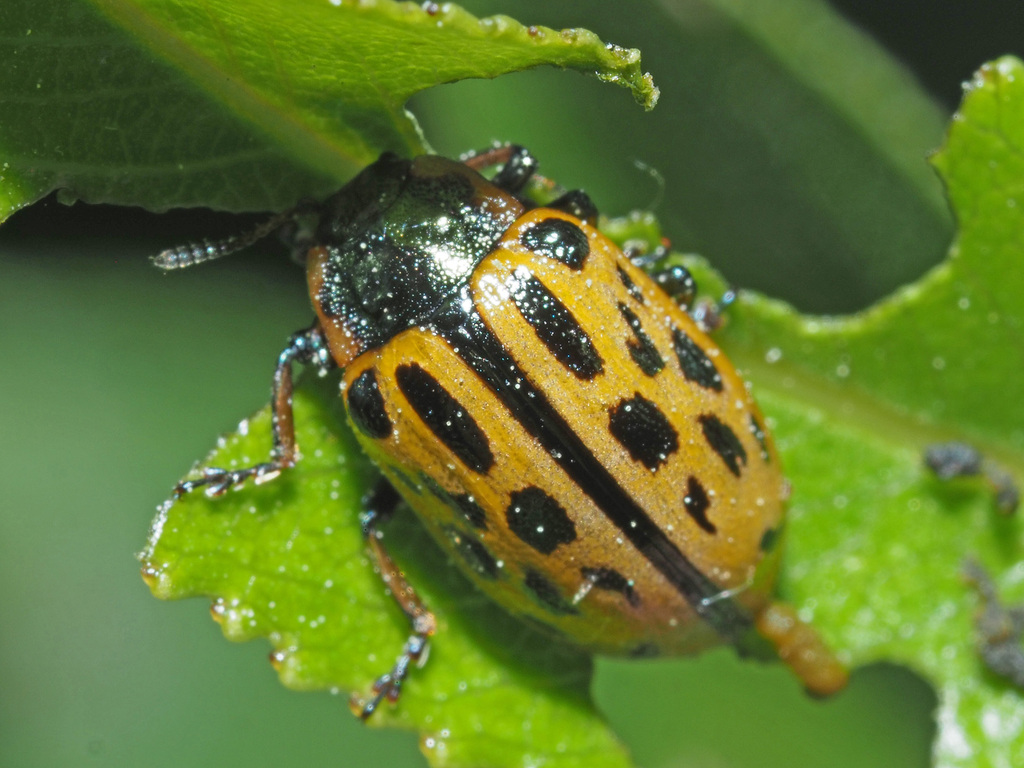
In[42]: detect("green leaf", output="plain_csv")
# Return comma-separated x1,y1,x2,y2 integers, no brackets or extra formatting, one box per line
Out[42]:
709,57,1023,768
7,0,1014,762
141,376,631,768
418,0,953,312
142,56,1024,768
0,0,656,220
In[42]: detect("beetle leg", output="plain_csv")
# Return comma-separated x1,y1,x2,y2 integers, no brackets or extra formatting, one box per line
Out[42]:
351,478,437,720
490,145,538,193
688,289,736,333
625,241,694,304
171,323,334,499
646,259,737,332
627,242,735,330
626,241,669,269
546,189,599,227
648,263,698,310
462,144,538,194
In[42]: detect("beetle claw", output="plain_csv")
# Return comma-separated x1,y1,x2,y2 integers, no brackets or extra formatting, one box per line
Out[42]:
171,462,284,501
351,634,430,720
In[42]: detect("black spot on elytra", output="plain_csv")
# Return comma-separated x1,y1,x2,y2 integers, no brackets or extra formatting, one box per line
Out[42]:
520,217,590,269
617,266,645,303
419,473,488,530
346,368,392,439
759,526,781,553
512,275,603,380
582,566,640,608
618,302,665,376
506,487,577,554
683,476,716,534
442,525,499,579
749,414,770,461
699,414,747,477
672,327,723,392
546,190,598,226
395,363,494,474
429,295,755,639
524,569,578,615
608,393,679,471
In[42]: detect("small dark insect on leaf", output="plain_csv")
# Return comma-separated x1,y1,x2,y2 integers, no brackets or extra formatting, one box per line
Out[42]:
924,442,1020,514
963,558,1024,687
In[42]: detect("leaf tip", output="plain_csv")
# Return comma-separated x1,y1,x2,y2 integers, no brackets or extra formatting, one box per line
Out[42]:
598,44,660,110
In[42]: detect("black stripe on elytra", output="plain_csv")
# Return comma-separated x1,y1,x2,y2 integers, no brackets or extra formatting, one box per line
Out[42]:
419,473,489,530
618,302,665,376
519,217,590,269
524,569,578,615
442,524,500,579
346,368,392,439
699,414,747,477
506,486,577,555
749,413,771,462
452,493,488,530
608,393,679,472
433,287,751,641
672,327,723,392
683,476,716,534
395,363,494,474
511,274,603,380
617,266,646,304
582,566,640,608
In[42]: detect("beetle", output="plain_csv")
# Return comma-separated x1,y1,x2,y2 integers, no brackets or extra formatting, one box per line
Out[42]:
155,145,846,717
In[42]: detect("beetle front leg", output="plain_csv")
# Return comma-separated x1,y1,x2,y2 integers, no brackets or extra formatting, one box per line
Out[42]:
462,144,538,193
171,322,334,499
351,479,437,720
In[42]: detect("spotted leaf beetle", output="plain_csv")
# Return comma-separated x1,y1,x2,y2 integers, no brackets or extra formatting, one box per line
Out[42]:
155,145,847,717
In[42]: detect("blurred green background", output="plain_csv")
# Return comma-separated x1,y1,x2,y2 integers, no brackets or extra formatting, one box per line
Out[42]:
1,1,1019,766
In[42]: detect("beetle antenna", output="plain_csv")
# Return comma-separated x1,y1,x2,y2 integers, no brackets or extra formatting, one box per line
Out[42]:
151,210,293,270
631,158,665,212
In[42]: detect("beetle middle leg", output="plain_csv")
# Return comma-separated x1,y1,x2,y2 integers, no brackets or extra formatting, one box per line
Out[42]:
351,478,437,719
171,322,334,499
634,249,735,332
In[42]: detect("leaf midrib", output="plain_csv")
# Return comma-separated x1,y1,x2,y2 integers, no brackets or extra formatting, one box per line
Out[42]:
93,0,382,180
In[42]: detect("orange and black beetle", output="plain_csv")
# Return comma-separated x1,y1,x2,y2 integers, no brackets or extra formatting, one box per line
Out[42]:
156,145,846,717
